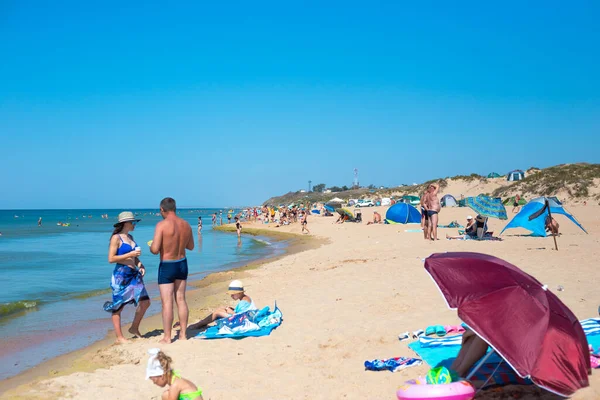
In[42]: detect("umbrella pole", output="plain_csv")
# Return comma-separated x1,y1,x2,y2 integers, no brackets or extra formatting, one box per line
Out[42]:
465,349,496,381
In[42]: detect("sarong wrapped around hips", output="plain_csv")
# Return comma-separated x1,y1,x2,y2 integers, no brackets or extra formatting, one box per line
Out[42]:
103,265,149,312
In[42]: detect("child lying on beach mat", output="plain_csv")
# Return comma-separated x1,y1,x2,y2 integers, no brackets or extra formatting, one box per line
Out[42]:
176,280,257,330
196,303,283,339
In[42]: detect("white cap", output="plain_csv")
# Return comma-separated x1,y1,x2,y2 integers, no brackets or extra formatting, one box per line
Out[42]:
146,348,164,379
467,215,473,220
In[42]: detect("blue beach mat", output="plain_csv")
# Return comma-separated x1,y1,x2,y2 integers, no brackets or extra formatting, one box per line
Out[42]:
408,318,600,386
195,303,283,340
408,336,530,386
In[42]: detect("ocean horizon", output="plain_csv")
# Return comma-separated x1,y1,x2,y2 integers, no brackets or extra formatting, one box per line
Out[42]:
0,208,285,380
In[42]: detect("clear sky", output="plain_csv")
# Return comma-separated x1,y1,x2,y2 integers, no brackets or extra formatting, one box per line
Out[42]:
1,1,599,209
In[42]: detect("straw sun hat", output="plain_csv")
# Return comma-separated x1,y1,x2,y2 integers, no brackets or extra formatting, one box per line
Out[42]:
114,211,141,227
227,280,245,294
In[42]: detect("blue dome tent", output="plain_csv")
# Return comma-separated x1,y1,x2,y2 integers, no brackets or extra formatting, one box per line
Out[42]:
500,197,587,237
385,203,421,224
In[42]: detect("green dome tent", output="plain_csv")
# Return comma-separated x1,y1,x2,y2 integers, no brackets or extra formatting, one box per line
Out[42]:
487,172,502,178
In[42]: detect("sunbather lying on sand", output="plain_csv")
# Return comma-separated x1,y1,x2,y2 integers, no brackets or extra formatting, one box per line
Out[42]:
147,348,204,400
450,328,489,377
184,280,257,331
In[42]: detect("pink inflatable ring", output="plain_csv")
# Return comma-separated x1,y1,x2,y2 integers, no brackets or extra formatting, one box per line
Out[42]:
397,379,475,400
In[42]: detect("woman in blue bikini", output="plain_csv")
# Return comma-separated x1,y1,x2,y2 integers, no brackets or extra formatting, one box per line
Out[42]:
103,211,150,343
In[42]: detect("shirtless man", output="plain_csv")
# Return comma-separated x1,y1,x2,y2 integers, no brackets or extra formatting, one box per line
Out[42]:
367,211,382,225
150,197,194,344
427,184,441,241
545,216,560,236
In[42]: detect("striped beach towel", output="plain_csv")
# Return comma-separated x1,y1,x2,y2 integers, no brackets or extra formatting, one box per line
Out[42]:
409,318,600,387
419,335,463,348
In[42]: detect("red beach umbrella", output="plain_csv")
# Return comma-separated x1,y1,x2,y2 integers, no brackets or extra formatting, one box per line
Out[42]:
424,252,590,397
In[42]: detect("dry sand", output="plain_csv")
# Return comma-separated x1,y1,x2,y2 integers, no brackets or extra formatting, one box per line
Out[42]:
1,204,600,399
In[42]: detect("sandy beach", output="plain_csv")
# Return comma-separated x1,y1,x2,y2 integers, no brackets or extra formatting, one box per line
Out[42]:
1,201,599,399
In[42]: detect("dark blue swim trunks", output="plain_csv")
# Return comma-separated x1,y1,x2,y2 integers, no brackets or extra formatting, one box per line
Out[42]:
158,258,188,284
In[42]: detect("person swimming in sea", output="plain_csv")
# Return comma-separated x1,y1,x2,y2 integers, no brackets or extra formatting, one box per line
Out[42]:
147,348,204,400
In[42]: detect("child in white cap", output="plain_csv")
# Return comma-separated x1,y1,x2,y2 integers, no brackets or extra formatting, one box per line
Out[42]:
147,348,203,400
186,280,257,331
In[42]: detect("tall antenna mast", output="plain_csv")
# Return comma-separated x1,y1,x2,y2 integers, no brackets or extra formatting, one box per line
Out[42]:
308,180,312,192
353,168,359,189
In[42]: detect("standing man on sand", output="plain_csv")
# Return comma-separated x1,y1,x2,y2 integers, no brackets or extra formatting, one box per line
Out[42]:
420,191,428,239
427,184,441,241
150,197,194,344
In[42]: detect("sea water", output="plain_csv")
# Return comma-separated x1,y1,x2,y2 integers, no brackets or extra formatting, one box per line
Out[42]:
0,209,285,380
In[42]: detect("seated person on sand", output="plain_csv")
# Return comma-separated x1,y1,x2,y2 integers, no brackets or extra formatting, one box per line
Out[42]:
450,327,489,378
187,280,257,330
147,349,204,400
545,216,560,236
366,211,382,225
334,215,348,224
446,215,477,240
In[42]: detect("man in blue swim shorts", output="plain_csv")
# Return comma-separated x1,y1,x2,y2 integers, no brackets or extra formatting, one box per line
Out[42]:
150,197,194,344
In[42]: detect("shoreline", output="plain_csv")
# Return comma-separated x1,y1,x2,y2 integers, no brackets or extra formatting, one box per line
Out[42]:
0,227,320,397
3,206,598,399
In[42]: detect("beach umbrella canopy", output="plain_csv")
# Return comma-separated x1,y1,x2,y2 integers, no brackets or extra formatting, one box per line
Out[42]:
329,197,345,203
424,252,590,397
464,196,508,220
335,208,355,219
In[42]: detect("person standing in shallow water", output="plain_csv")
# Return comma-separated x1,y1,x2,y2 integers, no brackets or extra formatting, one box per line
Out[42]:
197,216,202,234
104,211,150,344
150,197,194,344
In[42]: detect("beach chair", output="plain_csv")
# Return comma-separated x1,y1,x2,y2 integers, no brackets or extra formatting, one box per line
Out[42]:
475,216,488,240
354,209,363,223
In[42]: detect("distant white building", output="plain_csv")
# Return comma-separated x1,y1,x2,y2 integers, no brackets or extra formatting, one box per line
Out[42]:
299,189,306,193
323,189,332,194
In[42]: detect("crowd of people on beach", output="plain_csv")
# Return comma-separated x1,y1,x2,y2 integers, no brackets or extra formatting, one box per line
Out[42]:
96,190,575,399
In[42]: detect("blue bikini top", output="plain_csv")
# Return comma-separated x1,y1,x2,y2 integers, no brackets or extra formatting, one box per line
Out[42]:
116,234,137,256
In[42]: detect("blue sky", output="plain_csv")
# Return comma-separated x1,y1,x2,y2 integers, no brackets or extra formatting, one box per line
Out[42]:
1,1,599,209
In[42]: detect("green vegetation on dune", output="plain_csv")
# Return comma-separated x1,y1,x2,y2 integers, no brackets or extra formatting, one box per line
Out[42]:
263,164,600,206
492,163,600,199
263,188,371,206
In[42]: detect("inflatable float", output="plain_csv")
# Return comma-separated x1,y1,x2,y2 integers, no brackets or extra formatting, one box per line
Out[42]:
397,379,474,400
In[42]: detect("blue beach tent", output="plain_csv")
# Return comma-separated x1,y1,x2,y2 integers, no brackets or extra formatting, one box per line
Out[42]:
507,169,525,181
500,197,587,237
385,203,421,224
324,204,335,213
